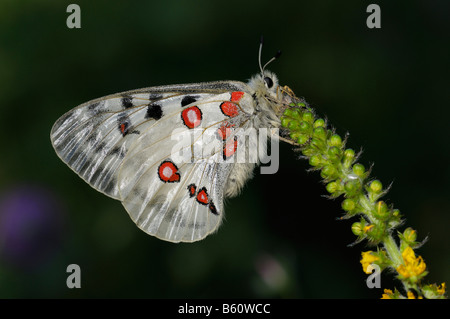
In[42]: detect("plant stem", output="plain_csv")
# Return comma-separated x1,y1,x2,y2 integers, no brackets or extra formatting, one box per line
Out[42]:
383,234,402,268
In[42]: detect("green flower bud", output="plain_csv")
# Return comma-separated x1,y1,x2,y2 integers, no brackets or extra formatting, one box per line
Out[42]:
299,121,311,133
403,227,417,243
321,165,337,179
289,103,296,107
342,198,356,211
302,148,316,157
373,201,390,220
329,134,342,147
343,149,355,168
293,109,303,120
388,209,402,229
285,108,301,120
352,163,366,177
313,127,327,141
297,134,309,145
327,146,342,161
310,137,325,150
302,112,314,123
344,178,362,196
289,131,300,140
313,118,326,128
280,117,291,128
309,155,322,167
288,120,300,131
296,102,306,107
369,180,383,194
351,222,363,236
326,181,338,194
283,108,294,117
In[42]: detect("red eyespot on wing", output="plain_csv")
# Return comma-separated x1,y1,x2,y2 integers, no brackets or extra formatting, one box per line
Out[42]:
196,187,209,205
158,160,180,183
220,91,244,117
223,136,238,160
181,106,202,128
217,122,234,140
187,183,197,198
190,186,219,214
220,102,239,117
230,91,245,102
119,123,127,135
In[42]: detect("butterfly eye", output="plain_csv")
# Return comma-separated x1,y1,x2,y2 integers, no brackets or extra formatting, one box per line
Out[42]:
264,76,274,88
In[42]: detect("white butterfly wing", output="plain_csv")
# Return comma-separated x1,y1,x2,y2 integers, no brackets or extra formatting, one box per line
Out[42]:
51,81,253,242
121,159,231,242
50,91,175,199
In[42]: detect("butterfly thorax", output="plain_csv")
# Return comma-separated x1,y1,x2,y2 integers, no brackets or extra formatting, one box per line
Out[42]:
223,71,296,199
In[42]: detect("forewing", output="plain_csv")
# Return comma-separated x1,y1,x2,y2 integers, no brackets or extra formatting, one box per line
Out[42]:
51,91,181,199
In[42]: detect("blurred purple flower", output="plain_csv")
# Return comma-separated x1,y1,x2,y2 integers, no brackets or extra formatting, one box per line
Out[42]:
0,184,66,270
255,253,288,291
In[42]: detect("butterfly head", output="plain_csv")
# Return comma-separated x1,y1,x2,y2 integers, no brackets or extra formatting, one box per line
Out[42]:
250,70,295,105
256,69,279,96
256,41,294,106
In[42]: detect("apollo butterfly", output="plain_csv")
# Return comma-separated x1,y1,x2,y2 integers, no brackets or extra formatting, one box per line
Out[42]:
50,40,297,242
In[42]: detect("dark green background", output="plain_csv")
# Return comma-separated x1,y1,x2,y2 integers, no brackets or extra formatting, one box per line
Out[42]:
0,0,448,298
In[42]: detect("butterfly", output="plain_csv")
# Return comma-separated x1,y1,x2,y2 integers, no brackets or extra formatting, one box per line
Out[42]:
50,41,298,243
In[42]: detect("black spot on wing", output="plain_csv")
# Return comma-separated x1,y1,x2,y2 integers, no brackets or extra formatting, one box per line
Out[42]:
145,103,163,120
181,95,198,107
86,133,98,144
95,142,106,153
121,96,133,109
110,146,126,159
117,113,140,137
149,93,163,101
209,201,219,215
86,134,102,152
88,102,100,111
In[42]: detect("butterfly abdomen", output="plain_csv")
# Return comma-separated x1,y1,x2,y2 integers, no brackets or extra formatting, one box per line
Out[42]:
224,163,256,198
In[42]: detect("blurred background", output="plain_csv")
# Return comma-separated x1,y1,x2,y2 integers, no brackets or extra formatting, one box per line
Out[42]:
0,0,448,298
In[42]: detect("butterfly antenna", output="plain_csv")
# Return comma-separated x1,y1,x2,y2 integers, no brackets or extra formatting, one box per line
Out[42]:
258,36,264,74
262,50,282,71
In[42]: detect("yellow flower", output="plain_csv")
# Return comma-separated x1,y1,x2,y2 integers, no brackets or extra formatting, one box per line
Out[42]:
406,291,423,299
381,289,394,299
361,251,379,274
396,246,427,280
437,283,446,295
422,282,447,299
363,225,374,233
